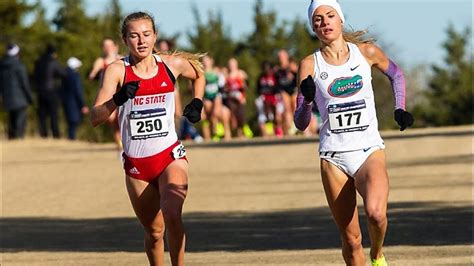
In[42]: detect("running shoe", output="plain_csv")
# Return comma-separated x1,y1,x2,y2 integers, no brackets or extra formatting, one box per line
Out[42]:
371,254,387,266
215,122,225,137
243,124,254,138
264,122,274,135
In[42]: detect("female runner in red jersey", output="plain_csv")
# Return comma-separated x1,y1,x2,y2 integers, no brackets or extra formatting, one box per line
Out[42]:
91,12,205,266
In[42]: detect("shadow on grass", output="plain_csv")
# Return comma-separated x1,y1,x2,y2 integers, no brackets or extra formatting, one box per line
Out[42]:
1,201,471,252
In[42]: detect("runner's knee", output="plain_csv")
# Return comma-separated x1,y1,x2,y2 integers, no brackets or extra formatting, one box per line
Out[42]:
342,232,363,252
144,223,165,242
366,206,387,227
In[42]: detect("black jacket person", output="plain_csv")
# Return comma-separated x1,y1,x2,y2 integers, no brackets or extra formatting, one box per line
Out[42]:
33,44,66,138
0,44,33,139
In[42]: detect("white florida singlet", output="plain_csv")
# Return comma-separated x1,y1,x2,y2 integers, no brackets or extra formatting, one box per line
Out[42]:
313,42,383,152
118,54,178,158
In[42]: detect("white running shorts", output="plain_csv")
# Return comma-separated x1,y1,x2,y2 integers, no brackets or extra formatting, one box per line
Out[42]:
319,144,385,178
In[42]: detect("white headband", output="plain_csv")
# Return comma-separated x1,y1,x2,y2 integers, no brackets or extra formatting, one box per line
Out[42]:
308,0,345,28
7,44,20,57
67,57,82,69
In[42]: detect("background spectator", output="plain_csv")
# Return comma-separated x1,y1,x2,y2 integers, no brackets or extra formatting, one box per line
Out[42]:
34,44,66,138
61,57,89,140
0,43,33,139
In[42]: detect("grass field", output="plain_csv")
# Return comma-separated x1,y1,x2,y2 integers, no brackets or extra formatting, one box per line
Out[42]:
1,125,473,265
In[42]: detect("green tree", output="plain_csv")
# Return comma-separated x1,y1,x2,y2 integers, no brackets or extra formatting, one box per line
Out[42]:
287,19,320,61
101,0,122,40
0,0,35,44
187,4,235,66
247,0,275,63
419,25,473,126
53,0,89,33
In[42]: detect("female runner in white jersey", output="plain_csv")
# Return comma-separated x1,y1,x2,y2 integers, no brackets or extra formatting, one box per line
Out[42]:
295,1,414,265
90,12,205,266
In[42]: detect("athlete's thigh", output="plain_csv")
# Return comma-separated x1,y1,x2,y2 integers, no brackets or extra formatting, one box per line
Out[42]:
290,93,297,111
280,91,291,109
221,104,231,121
158,160,189,209
320,159,361,232
125,175,163,228
212,96,223,117
354,150,389,211
203,99,213,115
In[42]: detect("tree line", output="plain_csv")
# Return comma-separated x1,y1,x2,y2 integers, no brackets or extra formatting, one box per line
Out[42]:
0,0,471,141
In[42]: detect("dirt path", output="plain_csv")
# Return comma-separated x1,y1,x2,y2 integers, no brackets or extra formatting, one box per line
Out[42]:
1,126,473,265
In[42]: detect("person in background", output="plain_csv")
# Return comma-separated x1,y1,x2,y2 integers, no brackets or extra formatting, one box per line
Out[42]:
88,38,122,81
223,57,252,138
201,55,230,141
0,43,33,139
61,57,89,140
89,38,122,149
255,60,283,137
34,44,66,139
275,49,298,135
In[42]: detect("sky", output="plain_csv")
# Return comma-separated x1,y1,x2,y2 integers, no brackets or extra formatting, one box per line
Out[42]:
34,0,472,67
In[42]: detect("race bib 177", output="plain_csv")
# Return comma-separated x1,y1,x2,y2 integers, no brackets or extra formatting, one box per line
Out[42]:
328,99,369,133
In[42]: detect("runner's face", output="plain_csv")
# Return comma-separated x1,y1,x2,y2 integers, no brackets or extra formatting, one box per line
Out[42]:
278,50,289,66
158,40,169,51
312,6,343,43
124,19,157,58
203,56,213,69
228,58,238,71
102,39,117,55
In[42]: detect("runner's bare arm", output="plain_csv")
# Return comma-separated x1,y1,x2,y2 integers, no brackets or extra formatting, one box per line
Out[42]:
358,43,390,72
88,57,104,80
90,61,124,127
298,55,315,86
163,54,205,100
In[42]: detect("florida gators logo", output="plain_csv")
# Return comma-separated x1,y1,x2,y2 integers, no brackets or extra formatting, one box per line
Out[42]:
328,75,363,97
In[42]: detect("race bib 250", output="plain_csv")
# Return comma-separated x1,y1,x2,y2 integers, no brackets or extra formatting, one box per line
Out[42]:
129,108,169,140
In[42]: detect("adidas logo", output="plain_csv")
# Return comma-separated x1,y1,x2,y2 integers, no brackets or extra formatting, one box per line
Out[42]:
161,81,168,87
129,167,140,175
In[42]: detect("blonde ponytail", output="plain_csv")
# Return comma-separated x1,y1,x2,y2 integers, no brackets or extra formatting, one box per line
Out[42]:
343,29,375,44
156,50,206,76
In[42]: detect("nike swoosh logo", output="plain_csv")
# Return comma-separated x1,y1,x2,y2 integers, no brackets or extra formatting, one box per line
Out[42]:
350,65,360,71
363,148,370,152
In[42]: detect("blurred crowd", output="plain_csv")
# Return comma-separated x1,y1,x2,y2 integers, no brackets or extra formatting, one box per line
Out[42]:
0,43,88,140
199,49,320,142
0,39,320,142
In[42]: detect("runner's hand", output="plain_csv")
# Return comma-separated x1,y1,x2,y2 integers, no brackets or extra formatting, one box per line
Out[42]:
183,98,203,124
394,109,414,131
112,81,140,106
300,75,316,103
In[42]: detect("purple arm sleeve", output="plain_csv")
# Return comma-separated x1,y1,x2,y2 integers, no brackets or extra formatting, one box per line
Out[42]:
294,93,312,131
383,59,406,110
